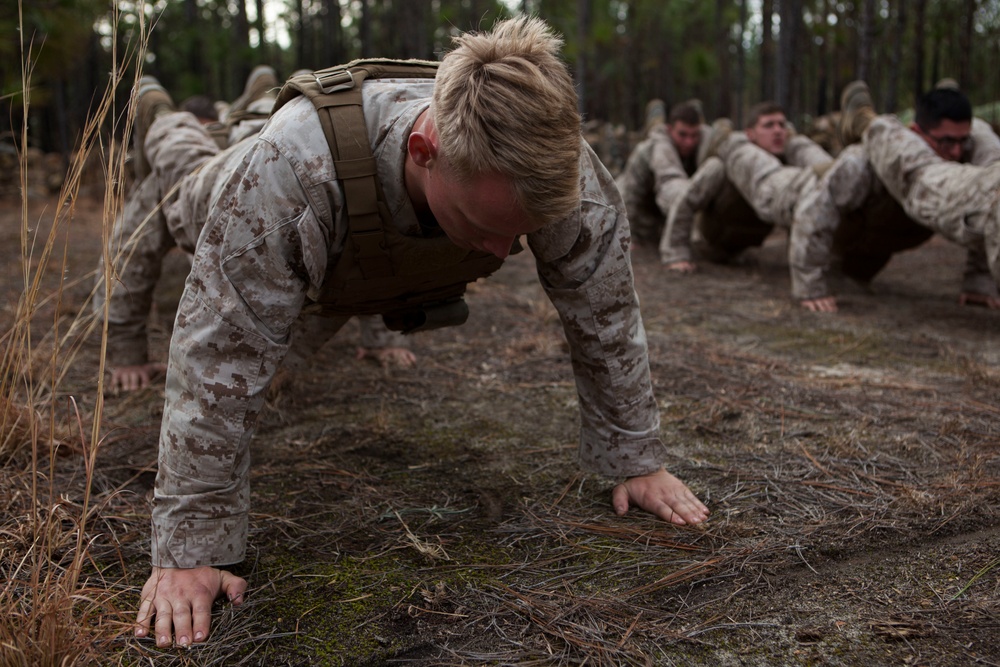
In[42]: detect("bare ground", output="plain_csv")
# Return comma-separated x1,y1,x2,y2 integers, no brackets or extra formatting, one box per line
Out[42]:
3,194,999,666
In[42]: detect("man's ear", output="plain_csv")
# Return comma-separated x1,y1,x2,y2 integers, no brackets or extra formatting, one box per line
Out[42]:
407,131,438,169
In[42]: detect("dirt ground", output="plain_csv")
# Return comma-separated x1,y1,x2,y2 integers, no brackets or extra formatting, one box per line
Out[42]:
4,193,999,666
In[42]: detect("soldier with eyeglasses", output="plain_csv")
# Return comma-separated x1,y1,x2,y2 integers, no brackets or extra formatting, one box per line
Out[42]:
789,82,1000,312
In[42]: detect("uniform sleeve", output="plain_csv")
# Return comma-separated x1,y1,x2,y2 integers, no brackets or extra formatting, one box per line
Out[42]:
527,143,666,478
151,139,332,568
648,136,690,217
969,118,1000,167
97,176,176,368
788,145,872,300
659,157,725,265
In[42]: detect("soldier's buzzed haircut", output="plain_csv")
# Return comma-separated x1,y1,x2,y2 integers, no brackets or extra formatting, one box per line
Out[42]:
915,88,972,132
745,101,785,129
433,16,581,227
669,100,704,127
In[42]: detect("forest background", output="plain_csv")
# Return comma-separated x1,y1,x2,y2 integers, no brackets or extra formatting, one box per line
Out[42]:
5,0,1000,160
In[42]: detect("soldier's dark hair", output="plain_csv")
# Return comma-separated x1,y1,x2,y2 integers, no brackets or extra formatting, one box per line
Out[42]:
745,101,785,129
669,100,703,126
180,95,219,122
914,88,972,132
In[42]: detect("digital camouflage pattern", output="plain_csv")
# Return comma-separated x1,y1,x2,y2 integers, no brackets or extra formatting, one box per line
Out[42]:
96,115,400,371
863,115,1000,288
659,134,832,265
145,79,666,568
615,123,702,246
790,117,1000,300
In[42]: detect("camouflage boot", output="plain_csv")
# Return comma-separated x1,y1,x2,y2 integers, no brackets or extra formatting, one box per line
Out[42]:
227,65,279,125
837,80,876,147
132,76,175,181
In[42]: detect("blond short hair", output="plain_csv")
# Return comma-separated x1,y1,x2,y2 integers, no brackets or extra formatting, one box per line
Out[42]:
433,16,581,227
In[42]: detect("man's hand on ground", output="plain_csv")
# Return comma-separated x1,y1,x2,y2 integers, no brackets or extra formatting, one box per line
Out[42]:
110,362,167,393
800,296,838,313
959,291,1000,309
612,467,709,526
135,566,247,647
356,346,417,368
665,260,697,273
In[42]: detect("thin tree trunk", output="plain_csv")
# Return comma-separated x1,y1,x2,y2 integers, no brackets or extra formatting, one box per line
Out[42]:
735,0,747,126
885,0,905,112
775,0,801,116
576,0,590,117
715,0,732,119
255,0,268,65
857,0,874,82
233,0,251,95
912,0,927,101
761,0,774,101
958,0,975,89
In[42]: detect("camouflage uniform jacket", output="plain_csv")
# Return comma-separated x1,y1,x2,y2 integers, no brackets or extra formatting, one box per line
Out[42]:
659,134,830,265
789,117,1000,300
616,123,701,246
152,78,665,568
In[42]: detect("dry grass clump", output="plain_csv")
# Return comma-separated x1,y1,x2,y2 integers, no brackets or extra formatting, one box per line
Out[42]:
0,2,157,664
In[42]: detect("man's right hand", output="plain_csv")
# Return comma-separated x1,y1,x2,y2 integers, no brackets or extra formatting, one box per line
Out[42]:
959,291,1000,309
665,260,697,273
135,566,247,647
110,362,167,392
800,296,838,313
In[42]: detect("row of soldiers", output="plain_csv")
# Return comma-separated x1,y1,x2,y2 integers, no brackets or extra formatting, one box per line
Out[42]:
616,81,1000,312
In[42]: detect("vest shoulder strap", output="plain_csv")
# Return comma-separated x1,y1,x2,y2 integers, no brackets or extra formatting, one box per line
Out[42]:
272,59,440,279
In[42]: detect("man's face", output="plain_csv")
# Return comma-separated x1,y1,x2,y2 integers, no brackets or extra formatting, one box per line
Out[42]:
425,162,541,259
668,121,701,159
913,118,972,162
746,112,788,156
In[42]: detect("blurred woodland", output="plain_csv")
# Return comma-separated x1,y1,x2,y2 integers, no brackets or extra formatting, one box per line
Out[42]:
3,0,1000,159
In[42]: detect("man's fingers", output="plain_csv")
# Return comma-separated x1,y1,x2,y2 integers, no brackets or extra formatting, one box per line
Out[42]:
153,600,175,647
171,601,194,648
191,598,214,644
135,598,154,637
611,484,629,516
220,571,248,605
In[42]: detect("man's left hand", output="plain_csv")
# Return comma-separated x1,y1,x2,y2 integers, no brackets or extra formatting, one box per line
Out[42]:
612,467,709,526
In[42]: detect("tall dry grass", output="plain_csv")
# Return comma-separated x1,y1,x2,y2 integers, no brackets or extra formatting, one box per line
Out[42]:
0,1,156,663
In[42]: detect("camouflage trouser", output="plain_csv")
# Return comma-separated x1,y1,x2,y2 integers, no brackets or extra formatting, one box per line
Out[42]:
865,115,1000,285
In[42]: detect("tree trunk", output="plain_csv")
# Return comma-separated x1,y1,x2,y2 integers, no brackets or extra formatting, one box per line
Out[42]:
857,0,874,82
885,0,906,112
233,0,251,96
576,0,590,117
761,0,774,100
320,0,343,66
735,0,748,126
775,0,801,116
958,0,975,89
715,0,732,119
359,0,373,58
912,0,927,101
255,0,268,65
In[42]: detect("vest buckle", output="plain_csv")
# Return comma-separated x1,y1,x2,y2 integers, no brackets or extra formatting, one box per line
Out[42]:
315,69,355,94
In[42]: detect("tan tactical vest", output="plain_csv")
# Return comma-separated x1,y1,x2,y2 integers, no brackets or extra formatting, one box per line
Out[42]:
271,60,505,333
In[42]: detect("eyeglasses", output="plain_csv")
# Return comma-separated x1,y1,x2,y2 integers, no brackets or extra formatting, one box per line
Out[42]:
925,132,971,151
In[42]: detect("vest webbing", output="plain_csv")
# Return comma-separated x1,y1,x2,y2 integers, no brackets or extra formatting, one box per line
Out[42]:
271,59,505,332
